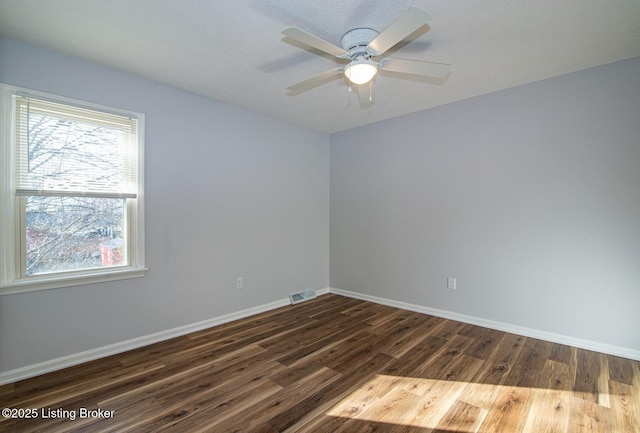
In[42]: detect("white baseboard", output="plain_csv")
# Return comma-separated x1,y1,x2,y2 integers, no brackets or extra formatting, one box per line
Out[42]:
0,288,330,385
329,287,640,361
3,285,635,385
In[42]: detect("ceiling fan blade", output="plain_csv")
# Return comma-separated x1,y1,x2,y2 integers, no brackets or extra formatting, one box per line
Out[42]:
367,7,431,57
286,68,344,95
380,58,451,78
282,27,350,59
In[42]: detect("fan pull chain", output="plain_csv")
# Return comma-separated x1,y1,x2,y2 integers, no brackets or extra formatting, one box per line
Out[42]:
369,80,373,102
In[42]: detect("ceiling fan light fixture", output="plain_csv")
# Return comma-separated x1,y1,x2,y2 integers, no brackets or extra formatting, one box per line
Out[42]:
344,58,378,85
282,7,449,96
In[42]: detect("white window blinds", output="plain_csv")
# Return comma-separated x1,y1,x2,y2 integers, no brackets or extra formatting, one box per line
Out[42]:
14,95,138,198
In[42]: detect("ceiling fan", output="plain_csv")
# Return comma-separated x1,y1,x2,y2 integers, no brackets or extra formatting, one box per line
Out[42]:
282,6,451,98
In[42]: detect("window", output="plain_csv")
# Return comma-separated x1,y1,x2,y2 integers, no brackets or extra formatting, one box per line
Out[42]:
0,84,145,293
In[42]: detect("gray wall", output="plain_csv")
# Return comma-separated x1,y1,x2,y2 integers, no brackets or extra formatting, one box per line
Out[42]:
0,38,330,373
331,57,640,352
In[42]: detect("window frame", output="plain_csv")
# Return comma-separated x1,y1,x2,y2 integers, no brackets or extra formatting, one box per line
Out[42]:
0,84,146,294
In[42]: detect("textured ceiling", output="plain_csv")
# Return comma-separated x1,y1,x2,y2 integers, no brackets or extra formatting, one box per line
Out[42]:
1,0,639,133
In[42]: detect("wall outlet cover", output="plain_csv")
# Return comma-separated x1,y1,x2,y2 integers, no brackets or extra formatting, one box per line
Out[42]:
447,277,456,290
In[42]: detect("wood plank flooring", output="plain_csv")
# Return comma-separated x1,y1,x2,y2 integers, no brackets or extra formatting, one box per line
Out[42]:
1,294,638,432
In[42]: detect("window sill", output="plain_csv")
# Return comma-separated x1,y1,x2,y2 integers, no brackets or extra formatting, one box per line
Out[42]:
0,267,147,295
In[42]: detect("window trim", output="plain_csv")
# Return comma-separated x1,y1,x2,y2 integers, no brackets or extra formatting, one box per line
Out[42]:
0,84,146,295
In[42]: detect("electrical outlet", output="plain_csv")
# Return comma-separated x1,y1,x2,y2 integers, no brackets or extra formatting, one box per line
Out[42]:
236,277,243,289
447,277,456,290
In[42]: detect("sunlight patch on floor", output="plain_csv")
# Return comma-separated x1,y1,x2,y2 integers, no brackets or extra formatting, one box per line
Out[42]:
325,374,611,432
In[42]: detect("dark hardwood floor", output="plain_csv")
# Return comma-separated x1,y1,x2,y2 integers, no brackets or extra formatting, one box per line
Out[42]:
1,294,638,432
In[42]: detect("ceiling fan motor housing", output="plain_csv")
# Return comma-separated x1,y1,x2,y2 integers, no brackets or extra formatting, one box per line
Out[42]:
341,28,379,58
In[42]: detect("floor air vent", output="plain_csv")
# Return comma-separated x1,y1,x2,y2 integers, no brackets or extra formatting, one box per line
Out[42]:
289,289,317,305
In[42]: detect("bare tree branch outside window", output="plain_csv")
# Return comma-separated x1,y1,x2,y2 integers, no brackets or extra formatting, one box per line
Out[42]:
23,110,128,275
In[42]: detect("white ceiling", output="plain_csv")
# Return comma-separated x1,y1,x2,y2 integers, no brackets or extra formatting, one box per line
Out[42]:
1,0,639,133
